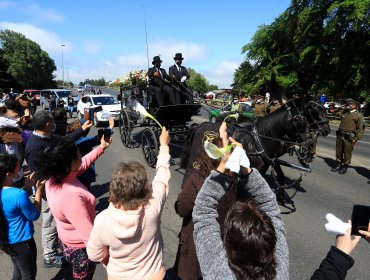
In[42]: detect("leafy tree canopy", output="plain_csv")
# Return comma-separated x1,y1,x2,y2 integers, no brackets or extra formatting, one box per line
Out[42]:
234,0,370,101
186,68,218,93
0,29,57,90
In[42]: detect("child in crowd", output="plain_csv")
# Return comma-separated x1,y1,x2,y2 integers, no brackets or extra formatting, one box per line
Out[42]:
87,127,171,280
0,154,44,280
35,135,112,280
67,117,114,188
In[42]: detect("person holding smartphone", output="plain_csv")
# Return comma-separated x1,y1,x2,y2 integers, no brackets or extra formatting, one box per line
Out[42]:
311,215,370,280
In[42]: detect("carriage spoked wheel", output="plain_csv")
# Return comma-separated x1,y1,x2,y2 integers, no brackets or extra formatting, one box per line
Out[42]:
142,128,159,168
119,109,131,147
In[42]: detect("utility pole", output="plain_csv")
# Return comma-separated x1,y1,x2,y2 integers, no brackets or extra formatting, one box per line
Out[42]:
61,44,65,88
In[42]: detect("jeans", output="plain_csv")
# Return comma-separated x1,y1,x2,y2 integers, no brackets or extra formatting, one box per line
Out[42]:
7,238,37,280
68,105,74,117
41,198,59,261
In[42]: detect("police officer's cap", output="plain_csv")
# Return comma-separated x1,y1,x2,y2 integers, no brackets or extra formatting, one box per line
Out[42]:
345,98,359,106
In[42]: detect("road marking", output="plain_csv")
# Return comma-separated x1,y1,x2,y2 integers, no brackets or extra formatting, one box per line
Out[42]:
326,134,369,145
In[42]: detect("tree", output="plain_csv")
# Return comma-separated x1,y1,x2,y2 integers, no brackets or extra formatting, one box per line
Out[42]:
0,29,57,90
187,68,218,93
236,0,370,101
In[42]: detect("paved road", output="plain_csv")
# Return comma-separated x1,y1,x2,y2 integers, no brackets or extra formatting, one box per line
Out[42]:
1,89,369,279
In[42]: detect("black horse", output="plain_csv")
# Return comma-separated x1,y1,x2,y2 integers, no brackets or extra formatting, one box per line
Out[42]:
181,95,330,207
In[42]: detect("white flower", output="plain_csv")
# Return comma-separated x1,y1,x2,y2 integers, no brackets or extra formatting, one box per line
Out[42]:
133,100,163,129
203,141,236,160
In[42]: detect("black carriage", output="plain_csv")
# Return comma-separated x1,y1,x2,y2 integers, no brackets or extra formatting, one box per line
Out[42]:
118,84,201,167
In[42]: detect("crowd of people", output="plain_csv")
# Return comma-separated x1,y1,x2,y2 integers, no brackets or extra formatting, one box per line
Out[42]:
0,81,369,279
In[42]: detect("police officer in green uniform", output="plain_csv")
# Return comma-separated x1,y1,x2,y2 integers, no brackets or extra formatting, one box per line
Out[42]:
331,99,364,174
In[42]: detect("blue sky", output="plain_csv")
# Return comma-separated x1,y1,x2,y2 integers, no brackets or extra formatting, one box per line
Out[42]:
0,0,291,87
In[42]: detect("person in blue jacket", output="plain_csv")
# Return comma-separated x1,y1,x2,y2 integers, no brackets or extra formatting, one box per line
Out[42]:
0,154,45,280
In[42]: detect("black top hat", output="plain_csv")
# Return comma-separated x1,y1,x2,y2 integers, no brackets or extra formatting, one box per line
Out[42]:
174,53,184,60
152,56,162,64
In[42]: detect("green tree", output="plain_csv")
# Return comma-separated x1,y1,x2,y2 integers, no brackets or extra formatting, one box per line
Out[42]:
236,0,370,101
0,29,57,89
187,68,218,93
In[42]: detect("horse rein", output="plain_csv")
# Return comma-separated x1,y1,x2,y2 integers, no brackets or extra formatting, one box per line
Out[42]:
234,100,311,162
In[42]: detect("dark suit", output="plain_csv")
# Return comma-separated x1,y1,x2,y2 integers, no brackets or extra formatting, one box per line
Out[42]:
148,66,172,106
169,64,193,104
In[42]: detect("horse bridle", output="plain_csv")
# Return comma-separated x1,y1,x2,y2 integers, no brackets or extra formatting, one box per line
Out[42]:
285,101,311,143
304,100,329,131
233,99,311,164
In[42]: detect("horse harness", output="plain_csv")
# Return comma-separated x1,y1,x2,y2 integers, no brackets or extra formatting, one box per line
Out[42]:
234,100,311,166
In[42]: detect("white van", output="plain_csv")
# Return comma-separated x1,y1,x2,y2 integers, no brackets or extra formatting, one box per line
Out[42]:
40,89,79,110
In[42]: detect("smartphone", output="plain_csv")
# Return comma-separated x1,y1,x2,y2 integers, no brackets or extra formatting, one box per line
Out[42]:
98,128,113,139
351,204,370,236
103,128,113,138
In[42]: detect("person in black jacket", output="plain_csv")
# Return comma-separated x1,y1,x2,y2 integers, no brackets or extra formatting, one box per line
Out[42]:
169,53,193,104
311,222,367,280
148,56,172,107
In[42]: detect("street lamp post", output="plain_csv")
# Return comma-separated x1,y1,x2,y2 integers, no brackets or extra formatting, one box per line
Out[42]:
61,44,65,88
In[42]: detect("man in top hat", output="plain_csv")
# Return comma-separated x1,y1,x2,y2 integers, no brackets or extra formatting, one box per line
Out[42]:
331,98,364,174
169,53,193,104
148,56,172,107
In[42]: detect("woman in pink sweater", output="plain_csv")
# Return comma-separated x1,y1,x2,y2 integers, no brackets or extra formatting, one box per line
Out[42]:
35,135,111,280
87,127,170,280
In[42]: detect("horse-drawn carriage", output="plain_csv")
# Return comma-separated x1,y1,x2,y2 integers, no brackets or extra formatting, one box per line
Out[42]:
117,81,330,210
118,84,201,167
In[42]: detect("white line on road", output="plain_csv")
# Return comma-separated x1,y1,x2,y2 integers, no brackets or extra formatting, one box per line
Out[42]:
326,134,369,145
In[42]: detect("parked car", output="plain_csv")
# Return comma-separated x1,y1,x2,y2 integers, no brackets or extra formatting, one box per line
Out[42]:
77,86,84,92
77,94,121,126
23,89,41,105
208,101,255,123
40,89,79,110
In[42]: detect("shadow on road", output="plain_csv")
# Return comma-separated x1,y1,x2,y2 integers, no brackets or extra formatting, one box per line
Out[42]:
317,155,337,169
318,155,370,183
90,182,110,213
352,166,370,184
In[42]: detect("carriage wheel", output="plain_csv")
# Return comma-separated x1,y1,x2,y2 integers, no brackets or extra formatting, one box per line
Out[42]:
119,109,131,147
142,128,158,168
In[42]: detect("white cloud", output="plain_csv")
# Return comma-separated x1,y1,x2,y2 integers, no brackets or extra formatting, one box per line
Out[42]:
149,39,207,63
20,3,63,23
205,59,242,88
115,39,207,77
83,40,104,55
0,22,72,56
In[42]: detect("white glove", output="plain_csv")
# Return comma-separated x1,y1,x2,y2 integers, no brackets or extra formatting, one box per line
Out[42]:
225,146,250,173
324,213,351,235
181,76,187,83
